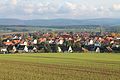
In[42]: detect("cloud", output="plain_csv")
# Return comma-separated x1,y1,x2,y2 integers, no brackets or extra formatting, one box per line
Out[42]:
112,3,120,11
23,4,34,14
57,2,87,15
57,2,110,18
10,0,17,5
0,3,5,11
35,3,57,14
64,2,77,10
0,0,119,19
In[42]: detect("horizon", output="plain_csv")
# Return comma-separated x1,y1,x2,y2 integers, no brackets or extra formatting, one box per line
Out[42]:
0,18,120,21
0,0,120,19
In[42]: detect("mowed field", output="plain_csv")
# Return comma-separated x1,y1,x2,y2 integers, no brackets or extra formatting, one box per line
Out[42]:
0,53,119,80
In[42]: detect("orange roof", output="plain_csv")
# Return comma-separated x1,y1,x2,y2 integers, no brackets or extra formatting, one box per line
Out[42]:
27,37,32,40
43,34,50,37
3,42,14,45
39,38,46,42
13,40,20,44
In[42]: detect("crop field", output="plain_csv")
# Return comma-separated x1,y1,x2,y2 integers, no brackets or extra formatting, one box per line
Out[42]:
0,53,119,80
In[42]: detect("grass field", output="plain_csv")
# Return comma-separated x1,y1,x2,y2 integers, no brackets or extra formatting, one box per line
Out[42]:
0,53,119,80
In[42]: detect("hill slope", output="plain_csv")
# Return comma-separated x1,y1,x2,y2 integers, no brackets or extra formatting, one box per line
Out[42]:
0,18,120,26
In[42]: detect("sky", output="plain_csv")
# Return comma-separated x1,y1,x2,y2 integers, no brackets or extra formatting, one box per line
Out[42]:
0,0,120,19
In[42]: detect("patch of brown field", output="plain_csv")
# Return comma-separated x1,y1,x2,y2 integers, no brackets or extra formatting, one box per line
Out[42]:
0,60,119,80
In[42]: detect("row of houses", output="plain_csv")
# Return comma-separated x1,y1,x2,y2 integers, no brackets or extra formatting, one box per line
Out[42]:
0,31,120,54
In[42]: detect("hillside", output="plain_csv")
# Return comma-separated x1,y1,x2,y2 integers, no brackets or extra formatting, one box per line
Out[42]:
0,18,120,26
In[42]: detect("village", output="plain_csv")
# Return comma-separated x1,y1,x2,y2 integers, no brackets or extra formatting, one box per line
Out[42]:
0,31,120,54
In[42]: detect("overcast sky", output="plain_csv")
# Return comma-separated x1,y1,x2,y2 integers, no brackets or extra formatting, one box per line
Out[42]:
0,0,120,19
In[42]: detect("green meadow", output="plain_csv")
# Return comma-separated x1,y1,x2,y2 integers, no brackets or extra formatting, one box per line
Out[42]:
0,53,119,80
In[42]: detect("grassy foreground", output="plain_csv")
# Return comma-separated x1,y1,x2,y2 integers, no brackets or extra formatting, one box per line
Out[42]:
0,53,119,80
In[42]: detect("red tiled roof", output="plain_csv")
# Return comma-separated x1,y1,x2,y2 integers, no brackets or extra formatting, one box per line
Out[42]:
3,42,14,45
